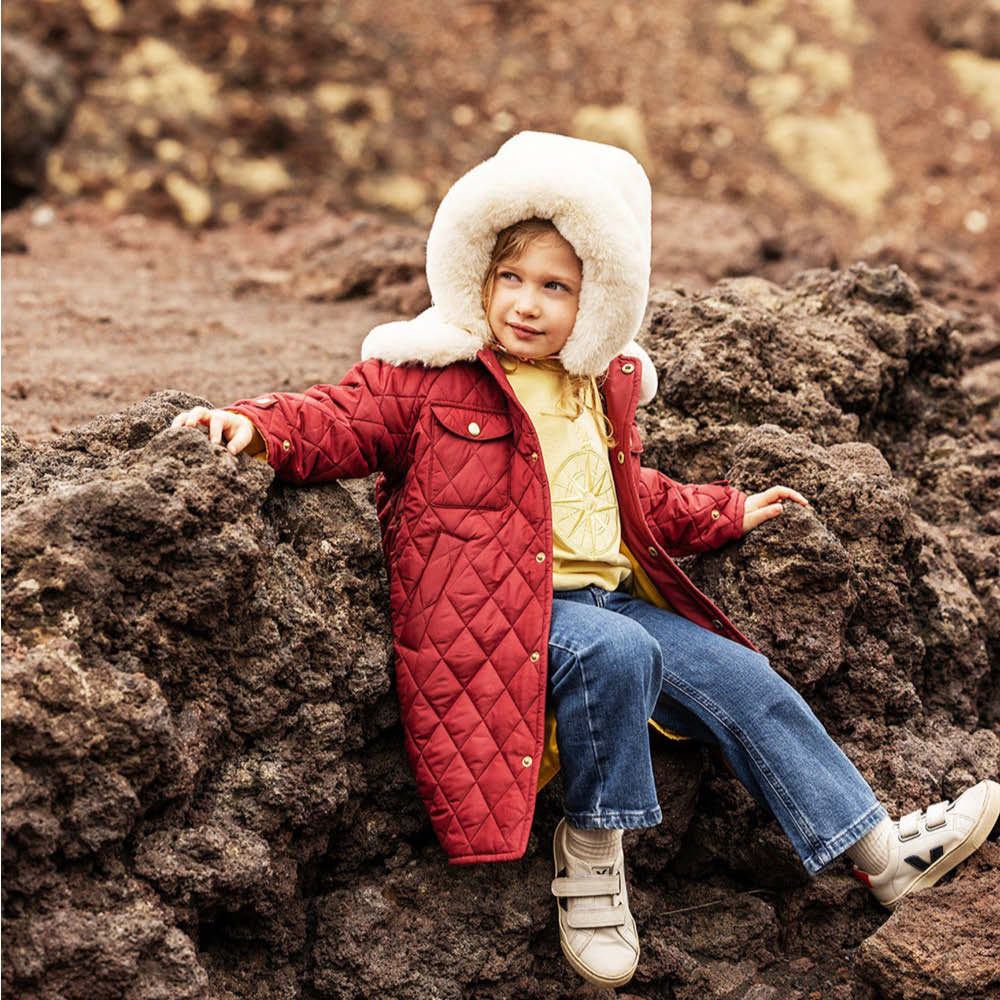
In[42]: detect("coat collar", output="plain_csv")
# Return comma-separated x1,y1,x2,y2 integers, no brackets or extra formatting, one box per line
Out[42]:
361,306,658,406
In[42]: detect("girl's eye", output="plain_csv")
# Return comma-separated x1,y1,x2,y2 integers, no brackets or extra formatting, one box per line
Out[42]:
546,281,569,292
499,271,519,281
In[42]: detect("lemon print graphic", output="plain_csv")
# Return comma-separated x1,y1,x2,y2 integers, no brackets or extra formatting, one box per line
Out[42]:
551,446,620,557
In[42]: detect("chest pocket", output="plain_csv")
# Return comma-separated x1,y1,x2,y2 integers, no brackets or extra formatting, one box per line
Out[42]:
428,403,514,509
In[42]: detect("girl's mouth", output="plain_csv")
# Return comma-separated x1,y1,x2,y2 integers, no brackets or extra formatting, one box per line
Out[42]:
510,323,542,338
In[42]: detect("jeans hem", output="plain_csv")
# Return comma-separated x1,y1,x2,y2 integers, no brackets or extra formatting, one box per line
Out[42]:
564,805,662,830
801,801,889,876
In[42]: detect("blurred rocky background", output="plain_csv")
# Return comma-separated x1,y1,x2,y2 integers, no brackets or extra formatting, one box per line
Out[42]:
3,0,999,440
3,1,999,998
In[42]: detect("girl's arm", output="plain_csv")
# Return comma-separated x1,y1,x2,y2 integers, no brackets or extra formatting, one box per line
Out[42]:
637,467,748,558
638,469,811,556
176,359,425,485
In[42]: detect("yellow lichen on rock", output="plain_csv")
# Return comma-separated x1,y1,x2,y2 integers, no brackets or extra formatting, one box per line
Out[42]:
717,1,796,73
571,105,650,167
101,188,127,212
716,0,787,26
110,38,222,120
165,172,212,226
214,157,292,196
315,84,393,169
326,121,374,169
765,106,893,219
790,44,853,97
80,0,123,31
46,151,82,196
271,95,309,123
155,139,185,163
175,0,254,16
313,83,393,124
946,51,1000,127
804,0,872,44
356,173,428,215
747,74,806,117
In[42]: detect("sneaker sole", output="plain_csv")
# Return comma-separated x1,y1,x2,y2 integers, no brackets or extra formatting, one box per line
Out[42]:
552,823,640,989
885,779,1000,909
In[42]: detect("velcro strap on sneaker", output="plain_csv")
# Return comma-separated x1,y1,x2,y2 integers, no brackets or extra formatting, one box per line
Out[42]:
925,800,948,829
551,873,622,898
899,810,922,839
566,905,628,929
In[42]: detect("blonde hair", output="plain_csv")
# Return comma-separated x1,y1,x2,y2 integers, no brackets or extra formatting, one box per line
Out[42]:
481,218,616,448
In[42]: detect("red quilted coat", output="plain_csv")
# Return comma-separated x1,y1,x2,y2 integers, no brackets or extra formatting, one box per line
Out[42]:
229,345,753,864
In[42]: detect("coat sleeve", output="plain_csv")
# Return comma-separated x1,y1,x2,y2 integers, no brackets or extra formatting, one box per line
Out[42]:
636,465,747,558
226,359,423,484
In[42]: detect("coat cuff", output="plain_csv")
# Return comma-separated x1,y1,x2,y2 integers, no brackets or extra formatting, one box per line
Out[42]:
706,480,747,548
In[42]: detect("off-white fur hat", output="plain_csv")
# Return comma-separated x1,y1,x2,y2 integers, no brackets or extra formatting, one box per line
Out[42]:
362,131,658,404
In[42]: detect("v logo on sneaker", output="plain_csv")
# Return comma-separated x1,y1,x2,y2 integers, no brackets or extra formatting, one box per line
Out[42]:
904,845,943,871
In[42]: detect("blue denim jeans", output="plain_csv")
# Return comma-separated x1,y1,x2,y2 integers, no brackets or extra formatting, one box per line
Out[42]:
547,582,887,874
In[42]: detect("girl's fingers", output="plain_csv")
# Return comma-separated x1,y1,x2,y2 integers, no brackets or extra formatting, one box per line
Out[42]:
758,503,783,523
761,485,810,506
228,421,252,454
745,503,784,532
209,410,225,445
172,406,211,429
171,408,254,454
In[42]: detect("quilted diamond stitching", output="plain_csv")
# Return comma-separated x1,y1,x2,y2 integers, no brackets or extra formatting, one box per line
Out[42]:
237,354,747,860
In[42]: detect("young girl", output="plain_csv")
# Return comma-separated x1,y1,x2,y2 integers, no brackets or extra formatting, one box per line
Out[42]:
171,131,999,989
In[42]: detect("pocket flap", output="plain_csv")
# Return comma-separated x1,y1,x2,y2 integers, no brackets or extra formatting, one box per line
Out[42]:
430,404,513,441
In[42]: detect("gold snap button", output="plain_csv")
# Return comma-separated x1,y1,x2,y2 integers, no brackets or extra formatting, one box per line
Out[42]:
536,552,545,563
712,619,724,630
530,452,539,461
468,422,480,436
521,755,533,768
622,363,634,373
648,546,657,556
282,440,291,451
530,651,540,662
617,451,625,463
711,509,720,519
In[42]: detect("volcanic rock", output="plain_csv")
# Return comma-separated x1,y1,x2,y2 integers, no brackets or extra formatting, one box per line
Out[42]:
1,34,77,205
3,265,998,998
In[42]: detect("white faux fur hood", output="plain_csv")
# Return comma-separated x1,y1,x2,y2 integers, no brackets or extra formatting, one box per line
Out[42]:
361,131,659,406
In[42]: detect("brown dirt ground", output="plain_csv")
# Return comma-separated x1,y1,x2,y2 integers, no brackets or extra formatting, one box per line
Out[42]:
2,202,406,441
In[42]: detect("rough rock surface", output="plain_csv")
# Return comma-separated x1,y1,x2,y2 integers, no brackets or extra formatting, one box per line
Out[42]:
854,842,1000,1000
924,0,1000,59
1,34,77,203
3,264,999,998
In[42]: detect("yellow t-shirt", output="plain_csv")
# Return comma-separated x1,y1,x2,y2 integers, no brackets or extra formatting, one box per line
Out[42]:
504,359,634,592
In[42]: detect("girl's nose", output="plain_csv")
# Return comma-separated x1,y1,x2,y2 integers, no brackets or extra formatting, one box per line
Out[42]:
516,288,540,315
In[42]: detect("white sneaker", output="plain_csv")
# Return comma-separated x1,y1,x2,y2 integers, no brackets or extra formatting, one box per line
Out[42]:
550,818,640,988
853,779,1000,909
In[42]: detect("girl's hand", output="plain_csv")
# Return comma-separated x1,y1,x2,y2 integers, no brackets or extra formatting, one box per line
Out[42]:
170,407,262,455
742,485,810,535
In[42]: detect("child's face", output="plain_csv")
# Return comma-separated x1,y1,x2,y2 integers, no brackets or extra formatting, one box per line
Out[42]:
487,231,582,361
